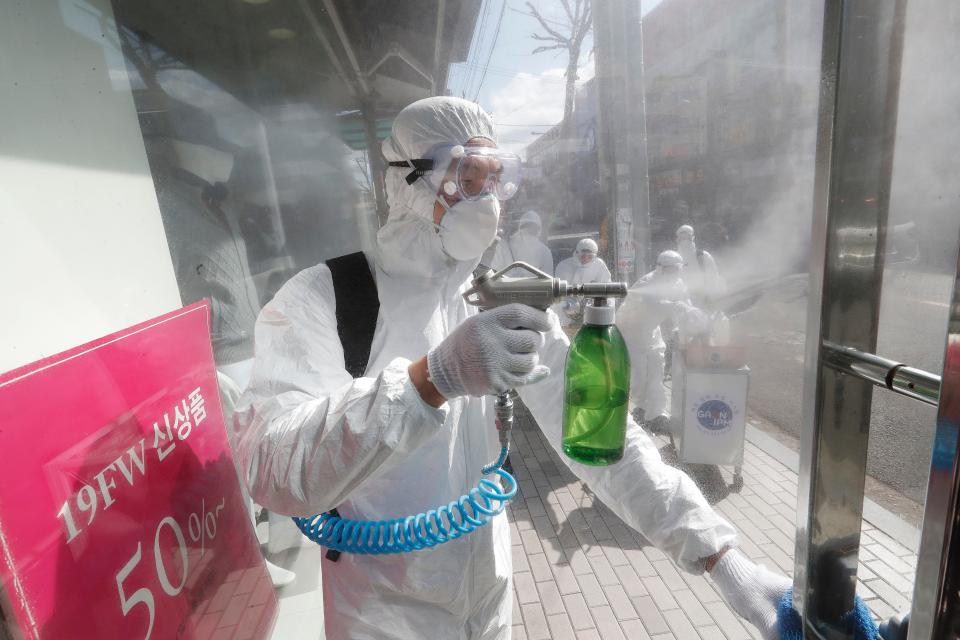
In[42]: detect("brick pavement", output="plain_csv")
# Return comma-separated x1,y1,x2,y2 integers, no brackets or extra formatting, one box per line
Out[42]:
263,405,919,639
507,407,918,640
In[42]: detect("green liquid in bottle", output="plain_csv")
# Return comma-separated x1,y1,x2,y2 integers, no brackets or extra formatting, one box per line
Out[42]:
562,322,630,466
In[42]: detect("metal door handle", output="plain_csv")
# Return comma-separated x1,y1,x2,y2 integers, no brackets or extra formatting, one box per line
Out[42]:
822,341,941,406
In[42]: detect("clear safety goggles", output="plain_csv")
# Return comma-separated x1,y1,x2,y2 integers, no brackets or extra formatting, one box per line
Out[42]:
389,145,522,201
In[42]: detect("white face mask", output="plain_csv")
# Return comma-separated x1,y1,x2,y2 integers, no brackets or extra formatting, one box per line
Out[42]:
436,195,500,262
577,253,596,267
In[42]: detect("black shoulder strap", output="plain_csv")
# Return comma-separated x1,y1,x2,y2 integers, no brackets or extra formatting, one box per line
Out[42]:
696,248,705,269
321,252,378,564
326,252,379,379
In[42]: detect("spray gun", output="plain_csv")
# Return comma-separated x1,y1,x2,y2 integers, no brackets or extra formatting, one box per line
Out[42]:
462,259,628,467
464,262,628,311
292,253,628,556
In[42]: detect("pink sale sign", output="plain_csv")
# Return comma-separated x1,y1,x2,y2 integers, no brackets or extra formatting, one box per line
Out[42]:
0,302,277,639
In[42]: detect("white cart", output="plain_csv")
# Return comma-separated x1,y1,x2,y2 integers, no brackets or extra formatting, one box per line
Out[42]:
669,346,749,492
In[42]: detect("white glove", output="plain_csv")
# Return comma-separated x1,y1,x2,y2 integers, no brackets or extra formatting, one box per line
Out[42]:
427,304,553,399
711,549,791,639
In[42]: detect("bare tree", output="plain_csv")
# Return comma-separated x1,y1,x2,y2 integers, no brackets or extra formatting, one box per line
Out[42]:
526,0,592,139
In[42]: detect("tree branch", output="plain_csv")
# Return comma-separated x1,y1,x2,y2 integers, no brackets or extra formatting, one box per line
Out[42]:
559,0,576,25
577,4,592,44
532,32,570,45
525,2,569,43
533,44,569,54
574,20,590,46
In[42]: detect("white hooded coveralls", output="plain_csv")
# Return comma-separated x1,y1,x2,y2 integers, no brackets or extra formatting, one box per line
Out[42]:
554,239,611,285
676,231,724,307
236,97,736,639
553,240,612,326
492,211,555,277
617,269,691,420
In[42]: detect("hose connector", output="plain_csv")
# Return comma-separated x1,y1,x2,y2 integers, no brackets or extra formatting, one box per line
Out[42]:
495,392,514,448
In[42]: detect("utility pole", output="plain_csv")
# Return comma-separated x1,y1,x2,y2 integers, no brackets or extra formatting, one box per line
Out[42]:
592,0,650,283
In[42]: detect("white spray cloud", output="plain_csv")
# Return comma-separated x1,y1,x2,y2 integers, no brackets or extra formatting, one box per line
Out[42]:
717,173,815,293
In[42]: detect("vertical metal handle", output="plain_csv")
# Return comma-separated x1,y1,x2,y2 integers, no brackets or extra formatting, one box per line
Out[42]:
795,0,908,637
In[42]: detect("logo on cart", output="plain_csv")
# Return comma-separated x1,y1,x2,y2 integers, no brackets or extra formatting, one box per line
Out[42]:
695,398,735,432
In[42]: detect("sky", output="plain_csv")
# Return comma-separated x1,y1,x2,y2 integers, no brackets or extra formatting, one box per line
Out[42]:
445,0,664,156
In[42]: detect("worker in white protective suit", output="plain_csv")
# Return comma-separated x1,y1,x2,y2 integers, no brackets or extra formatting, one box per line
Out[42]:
491,210,554,276
555,237,610,283
236,96,790,640
617,250,696,432
554,238,612,327
676,224,724,307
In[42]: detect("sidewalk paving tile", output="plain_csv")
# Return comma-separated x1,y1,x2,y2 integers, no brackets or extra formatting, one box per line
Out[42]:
505,406,917,640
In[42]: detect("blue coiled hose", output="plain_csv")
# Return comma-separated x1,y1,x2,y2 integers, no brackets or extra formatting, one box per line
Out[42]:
292,446,517,555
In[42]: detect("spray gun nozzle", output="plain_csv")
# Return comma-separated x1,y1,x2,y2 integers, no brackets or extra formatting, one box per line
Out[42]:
575,282,628,300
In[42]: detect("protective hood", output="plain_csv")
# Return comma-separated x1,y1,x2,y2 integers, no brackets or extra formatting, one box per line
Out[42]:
656,250,684,270
377,97,497,280
574,237,598,258
514,210,542,237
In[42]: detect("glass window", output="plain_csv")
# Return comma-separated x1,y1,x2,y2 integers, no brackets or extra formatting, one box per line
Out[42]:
2,0,959,636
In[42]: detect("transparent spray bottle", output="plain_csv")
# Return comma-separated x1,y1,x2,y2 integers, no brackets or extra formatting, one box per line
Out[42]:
562,298,631,465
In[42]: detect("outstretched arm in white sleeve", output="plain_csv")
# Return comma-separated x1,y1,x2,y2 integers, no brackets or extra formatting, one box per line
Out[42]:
235,265,448,517
518,316,736,570
519,315,790,639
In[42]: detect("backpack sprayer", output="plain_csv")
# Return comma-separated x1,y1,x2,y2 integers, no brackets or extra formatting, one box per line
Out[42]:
293,257,627,555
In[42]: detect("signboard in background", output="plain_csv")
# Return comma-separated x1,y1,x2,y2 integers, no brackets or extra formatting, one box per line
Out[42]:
675,368,749,467
616,207,636,275
0,302,276,640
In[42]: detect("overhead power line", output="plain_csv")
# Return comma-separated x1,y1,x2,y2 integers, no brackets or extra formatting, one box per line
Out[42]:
473,0,508,101
461,0,492,97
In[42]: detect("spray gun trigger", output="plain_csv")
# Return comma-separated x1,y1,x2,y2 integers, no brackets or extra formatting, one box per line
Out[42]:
494,261,552,281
